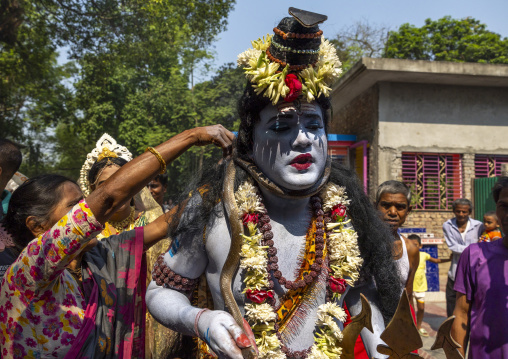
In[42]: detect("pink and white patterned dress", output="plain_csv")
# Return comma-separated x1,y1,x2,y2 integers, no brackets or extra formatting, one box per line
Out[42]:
0,201,102,358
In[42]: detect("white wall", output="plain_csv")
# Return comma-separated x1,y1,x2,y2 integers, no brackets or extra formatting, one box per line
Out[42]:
377,82,508,153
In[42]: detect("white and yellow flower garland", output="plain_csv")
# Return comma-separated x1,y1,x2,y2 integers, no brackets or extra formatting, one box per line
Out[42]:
237,35,342,105
235,181,363,359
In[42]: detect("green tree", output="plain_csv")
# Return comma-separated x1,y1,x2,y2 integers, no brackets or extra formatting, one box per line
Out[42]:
0,1,76,176
182,63,245,192
384,16,508,63
49,0,236,196
330,20,390,72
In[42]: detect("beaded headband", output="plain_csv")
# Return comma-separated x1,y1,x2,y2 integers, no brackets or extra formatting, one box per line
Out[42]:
237,8,342,104
79,133,132,197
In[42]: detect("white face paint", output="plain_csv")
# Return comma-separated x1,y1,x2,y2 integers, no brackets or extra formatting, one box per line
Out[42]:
252,101,328,191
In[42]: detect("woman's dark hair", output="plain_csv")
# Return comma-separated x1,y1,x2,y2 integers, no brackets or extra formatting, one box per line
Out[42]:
2,174,76,252
87,157,128,188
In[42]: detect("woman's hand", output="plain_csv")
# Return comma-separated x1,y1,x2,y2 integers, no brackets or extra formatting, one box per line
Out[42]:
197,310,257,358
191,125,235,158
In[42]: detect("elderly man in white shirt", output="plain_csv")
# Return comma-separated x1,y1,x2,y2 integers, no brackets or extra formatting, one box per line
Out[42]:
443,198,484,317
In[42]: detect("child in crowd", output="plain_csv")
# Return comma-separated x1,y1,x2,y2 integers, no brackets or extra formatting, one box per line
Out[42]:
479,211,502,242
409,234,451,337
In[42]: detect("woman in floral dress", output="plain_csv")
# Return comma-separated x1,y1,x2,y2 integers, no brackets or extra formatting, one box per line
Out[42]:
0,125,233,359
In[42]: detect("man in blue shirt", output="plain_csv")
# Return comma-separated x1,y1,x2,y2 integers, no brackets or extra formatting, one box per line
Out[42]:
443,198,484,317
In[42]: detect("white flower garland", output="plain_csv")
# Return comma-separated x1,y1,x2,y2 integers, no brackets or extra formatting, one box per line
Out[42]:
237,35,342,104
235,181,363,359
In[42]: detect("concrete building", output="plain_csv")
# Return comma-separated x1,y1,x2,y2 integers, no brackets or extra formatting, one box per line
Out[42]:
330,58,508,290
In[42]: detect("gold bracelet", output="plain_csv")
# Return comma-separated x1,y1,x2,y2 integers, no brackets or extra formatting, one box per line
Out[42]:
146,147,166,174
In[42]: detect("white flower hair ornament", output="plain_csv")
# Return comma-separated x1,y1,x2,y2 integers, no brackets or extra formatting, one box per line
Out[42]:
79,133,132,197
237,8,342,105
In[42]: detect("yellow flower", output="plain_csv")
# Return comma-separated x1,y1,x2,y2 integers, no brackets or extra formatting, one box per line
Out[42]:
255,331,281,353
251,34,273,51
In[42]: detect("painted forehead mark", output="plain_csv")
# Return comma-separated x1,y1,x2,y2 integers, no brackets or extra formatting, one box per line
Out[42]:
277,102,319,114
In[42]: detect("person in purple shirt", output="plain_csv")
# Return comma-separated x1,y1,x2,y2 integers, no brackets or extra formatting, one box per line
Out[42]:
452,177,508,358
443,198,484,317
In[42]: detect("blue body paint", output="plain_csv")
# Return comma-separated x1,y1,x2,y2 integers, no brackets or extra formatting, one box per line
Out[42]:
205,327,210,344
169,237,180,257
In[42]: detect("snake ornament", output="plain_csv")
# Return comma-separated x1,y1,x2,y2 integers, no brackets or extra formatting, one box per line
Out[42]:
220,160,258,359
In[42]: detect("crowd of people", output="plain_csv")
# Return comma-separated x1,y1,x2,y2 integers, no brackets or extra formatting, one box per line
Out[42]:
0,8,506,359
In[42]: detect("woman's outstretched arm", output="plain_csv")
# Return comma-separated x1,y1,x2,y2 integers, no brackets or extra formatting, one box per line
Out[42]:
142,198,189,250
86,125,234,225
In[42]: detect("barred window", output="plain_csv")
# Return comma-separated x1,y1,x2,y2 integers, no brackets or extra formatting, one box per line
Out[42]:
475,154,508,178
402,153,463,210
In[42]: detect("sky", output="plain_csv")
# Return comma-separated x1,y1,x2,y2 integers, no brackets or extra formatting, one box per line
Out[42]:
196,0,508,81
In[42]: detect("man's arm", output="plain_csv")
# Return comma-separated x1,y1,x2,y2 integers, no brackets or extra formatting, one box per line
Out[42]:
146,199,255,358
444,223,467,254
451,292,470,357
345,280,388,359
405,238,419,299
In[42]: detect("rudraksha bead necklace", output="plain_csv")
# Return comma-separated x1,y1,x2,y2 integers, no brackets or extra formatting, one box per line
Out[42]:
258,195,326,291
255,195,332,358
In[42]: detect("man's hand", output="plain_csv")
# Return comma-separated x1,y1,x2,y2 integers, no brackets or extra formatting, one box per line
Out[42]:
197,310,258,358
191,125,235,158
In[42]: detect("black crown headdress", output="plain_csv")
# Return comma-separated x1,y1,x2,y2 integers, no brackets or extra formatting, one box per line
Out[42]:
237,8,342,104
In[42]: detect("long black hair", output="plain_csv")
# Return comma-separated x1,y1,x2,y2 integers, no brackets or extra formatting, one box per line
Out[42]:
328,163,401,321
2,174,76,254
172,159,400,323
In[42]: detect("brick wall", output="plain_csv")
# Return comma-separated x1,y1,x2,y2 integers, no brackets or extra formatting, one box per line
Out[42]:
385,148,481,287
403,211,453,258
462,153,475,201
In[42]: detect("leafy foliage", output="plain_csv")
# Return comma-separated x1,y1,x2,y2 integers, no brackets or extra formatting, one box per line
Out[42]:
330,20,390,72
54,0,237,197
0,1,77,176
384,16,508,63
1,0,237,187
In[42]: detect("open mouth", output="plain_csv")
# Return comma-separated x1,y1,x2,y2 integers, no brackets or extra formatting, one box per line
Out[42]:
290,153,313,171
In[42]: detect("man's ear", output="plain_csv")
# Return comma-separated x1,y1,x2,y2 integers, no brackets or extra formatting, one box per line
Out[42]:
25,216,46,237
407,204,413,214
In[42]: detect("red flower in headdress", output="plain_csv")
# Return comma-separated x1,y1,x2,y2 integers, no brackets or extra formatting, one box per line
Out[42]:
246,289,273,304
284,74,302,102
